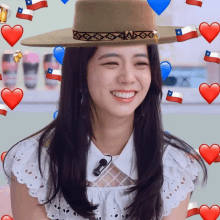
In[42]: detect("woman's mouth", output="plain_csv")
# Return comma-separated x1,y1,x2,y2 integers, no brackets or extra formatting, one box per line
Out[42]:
110,91,137,103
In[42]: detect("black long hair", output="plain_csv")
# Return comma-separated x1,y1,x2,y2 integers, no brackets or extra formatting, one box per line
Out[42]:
3,44,208,220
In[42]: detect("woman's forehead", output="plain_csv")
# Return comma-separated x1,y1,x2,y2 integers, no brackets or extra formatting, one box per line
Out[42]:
95,44,148,56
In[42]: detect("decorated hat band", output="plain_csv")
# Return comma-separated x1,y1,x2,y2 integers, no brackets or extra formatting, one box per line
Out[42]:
72,30,160,43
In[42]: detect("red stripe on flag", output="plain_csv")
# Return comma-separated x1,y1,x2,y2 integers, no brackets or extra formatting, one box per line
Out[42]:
16,13,33,21
0,109,7,116
176,31,198,42
186,0,202,7
0,74,2,80
46,73,62,81
187,208,200,217
27,1,48,11
166,96,183,104
204,56,220,64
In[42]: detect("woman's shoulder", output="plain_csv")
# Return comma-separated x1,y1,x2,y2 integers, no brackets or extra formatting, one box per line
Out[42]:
162,137,204,180
161,136,206,217
3,132,51,188
5,131,51,158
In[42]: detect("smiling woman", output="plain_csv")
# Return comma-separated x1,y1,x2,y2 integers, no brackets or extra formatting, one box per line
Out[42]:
86,45,151,139
3,44,207,220
2,0,208,220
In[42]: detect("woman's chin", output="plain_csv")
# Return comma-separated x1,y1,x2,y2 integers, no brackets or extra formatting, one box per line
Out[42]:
109,110,135,118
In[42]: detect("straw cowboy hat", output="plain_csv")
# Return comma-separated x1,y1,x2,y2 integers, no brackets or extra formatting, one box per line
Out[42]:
21,0,201,47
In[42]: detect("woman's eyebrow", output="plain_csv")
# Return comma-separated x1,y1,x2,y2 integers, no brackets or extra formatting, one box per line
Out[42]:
98,53,148,60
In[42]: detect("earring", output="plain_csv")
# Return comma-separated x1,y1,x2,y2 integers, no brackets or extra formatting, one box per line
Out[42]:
80,93,84,104
141,104,145,117
80,89,87,119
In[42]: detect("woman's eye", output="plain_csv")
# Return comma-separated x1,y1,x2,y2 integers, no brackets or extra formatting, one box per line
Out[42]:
137,63,148,65
102,62,118,65
103,62,148,65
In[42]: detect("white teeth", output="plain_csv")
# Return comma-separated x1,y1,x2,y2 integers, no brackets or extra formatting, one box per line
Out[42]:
111,91,135,98
122,93,127,98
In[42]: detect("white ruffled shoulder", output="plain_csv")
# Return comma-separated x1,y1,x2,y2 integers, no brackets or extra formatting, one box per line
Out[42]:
162,141,206,217
3,133,68,220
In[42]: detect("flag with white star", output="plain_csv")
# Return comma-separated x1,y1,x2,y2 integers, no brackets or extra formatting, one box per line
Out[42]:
204,50,220,64
16,7,34,21
166,90,184,104
46,68,62,81
25,0,48,11
175,25,198,42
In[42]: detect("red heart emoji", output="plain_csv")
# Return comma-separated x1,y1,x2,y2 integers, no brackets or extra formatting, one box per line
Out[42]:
1,151,7,162
199,83,220,104
1,25,23,47
1,88,24,110
1,215,13,220
199,144,220,165
199,22,220,43
199,205,220,220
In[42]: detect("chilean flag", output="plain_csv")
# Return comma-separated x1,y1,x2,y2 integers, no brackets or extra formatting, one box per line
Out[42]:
46,68,62,81
0,104,8,116
16,7,34,21
186,0,203,7
175,25,198,42
25,0,48,11
166,90,184,104
187,202,200,218
204,50,220,64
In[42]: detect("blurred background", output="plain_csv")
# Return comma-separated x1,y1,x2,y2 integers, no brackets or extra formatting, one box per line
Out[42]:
0,0,220,219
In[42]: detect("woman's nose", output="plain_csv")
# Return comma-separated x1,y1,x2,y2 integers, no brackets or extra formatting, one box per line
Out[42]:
118,66,136,83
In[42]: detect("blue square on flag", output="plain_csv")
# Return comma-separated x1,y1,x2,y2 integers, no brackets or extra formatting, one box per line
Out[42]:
167,90,173,96
48,68,53,74
18,7,23,13
175,29,182,36
26,0,32,5
205,51,210,56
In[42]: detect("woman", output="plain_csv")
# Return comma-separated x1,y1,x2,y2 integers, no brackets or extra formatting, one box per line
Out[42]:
2,0,208,220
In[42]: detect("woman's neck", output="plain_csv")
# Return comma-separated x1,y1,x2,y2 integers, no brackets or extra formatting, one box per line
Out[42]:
91,114,134,156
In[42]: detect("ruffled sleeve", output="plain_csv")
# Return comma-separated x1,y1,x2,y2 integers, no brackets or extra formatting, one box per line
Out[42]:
162,143,207,217
2,134,55,218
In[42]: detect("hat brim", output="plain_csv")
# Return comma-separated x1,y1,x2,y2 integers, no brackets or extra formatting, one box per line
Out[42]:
21,26,201,48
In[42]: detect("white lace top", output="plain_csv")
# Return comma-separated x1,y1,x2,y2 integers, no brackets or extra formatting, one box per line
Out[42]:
3,132,206,220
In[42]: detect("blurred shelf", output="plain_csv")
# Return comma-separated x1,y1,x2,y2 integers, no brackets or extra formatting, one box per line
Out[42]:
1,87,220,104
0,87,220,113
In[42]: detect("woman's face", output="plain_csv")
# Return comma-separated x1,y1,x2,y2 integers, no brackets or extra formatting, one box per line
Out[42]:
87,44,151,118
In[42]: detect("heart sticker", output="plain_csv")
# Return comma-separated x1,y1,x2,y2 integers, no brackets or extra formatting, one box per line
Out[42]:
199,83,220,104
1,215,13,220
147,0,171,15
160,61,172,81
53,110,58,119
199,22,220,43
61,0,69,3
1,151,7,162
199,205,220,220
1,25,24,47
199,144,220,165
1,88,24,110
53,46,65,65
